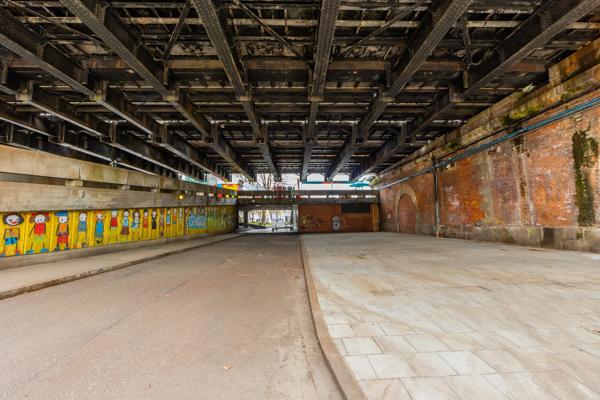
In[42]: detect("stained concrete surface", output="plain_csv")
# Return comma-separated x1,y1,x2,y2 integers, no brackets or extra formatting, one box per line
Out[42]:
0,234,241,298
0,234,342,400
302,232,600,400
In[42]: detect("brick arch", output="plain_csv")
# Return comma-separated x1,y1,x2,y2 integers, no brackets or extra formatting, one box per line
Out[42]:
394,184,418,234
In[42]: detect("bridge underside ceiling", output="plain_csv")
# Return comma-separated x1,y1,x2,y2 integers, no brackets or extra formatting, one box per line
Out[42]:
0,0,598,180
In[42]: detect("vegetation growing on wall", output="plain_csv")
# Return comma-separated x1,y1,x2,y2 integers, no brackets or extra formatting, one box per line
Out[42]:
0,206,236,257
502,104,542,129
572,129,598,226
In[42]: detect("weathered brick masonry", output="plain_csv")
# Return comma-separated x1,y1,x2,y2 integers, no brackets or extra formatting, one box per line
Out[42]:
379,38,600,252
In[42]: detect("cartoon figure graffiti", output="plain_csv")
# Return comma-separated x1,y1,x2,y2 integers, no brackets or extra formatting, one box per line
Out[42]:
159,210,165,237
94,211,105,245
165,208,172,237
1,206,235,257
149,209,158,239
55,211,69,251
131,210,141,241
2,213,24,256
108,209,119,243
28,213,50,254
120,210,130,241
331,216,341,232
151,209,158,231
172,208,181,236
75,212,88,248
142,209,149,239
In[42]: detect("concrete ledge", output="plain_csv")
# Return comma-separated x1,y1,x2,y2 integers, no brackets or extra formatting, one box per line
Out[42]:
299,235,367,400
0,233,242,301
403,224,600,253
0,233,235,270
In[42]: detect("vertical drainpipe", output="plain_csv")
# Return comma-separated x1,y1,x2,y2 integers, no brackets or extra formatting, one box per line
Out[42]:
432,155,440,237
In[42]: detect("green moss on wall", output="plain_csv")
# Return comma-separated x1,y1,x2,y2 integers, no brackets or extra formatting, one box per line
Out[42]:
447,139,460,150
572,130,598,226
502,105,543,129
502,114,519,128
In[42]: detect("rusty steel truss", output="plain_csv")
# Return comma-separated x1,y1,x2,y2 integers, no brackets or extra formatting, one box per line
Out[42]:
0,0,598,182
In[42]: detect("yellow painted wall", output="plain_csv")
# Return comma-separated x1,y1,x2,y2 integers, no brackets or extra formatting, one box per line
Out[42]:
0,206,236,257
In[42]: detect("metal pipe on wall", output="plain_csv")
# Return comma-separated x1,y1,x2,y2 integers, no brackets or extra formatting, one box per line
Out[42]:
378,96,600,190
432,155,440,237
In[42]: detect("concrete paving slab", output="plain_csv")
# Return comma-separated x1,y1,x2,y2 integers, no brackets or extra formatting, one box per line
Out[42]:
0,233,241,299
0,234,342,399
301,232,600,400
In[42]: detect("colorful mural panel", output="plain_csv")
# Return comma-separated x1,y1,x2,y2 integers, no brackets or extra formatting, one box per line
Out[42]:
0,206,236,257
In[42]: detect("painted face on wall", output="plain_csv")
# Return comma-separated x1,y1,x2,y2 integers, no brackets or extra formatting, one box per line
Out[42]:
79,213,87,222
34,214,47,224
133,211,140,222
96,212,104,220
123,210,129,218
151,210,157,218
143,210,149,218
111,210,118,217
57,214,68,224
3,214,24,226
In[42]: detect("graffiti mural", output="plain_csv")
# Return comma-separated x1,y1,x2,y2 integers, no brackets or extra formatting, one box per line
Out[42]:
0,206,236,257
2,213,24,256
298,204,378,233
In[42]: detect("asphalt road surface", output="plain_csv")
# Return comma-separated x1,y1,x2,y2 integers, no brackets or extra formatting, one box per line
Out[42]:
0,234,342,400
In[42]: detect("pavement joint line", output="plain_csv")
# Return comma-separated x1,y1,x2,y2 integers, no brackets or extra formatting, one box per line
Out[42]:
299,235,368,400
0,233,245,301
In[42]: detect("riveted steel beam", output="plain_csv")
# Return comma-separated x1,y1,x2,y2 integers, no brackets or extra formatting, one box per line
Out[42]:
0,9,91,95
303,0,341,181
17,82,111,139
0,102,202,179
153,124,230,181
338,0,425,57
208,124,254,180
463,0,600,97
163,0,192,60
351,0,599,177
0,7,232,179
327,0,472,179
60,0,252,179
231,0,306,60
1,128,111,166
20,81,225,179
350,125,408,180
60,0,166,95
192,0,279,179
352,87,458,178
326,125,359,179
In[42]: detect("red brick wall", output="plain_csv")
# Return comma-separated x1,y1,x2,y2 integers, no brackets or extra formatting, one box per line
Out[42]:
379,89,600,252
298,204,378,233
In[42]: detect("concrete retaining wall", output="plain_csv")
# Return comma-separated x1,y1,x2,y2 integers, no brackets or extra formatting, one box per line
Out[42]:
1,206,237,258
0,146,238,259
